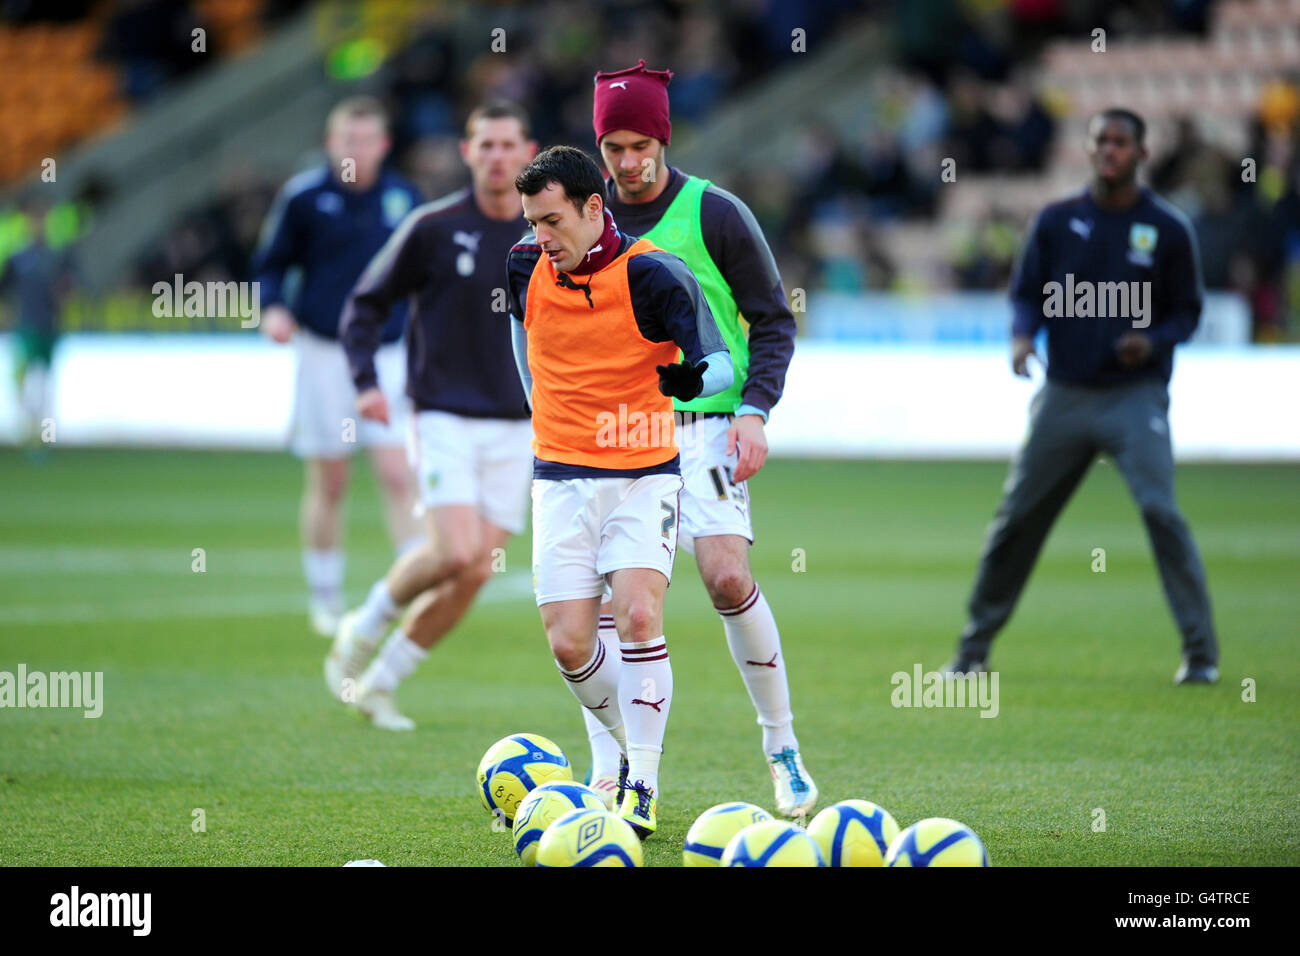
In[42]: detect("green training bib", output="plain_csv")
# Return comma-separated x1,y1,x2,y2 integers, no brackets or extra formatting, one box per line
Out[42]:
640,175,749,414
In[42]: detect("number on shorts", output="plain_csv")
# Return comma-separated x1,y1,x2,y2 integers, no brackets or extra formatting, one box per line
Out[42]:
708,466,728,500
660,500,676,538
710,465,745,504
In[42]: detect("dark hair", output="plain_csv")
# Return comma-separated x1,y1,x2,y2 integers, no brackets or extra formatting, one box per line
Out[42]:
515,146,606,213
465,101,531,140
1094,108,1146,145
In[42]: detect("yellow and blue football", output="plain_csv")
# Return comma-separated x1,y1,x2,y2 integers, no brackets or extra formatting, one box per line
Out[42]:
535,808,643,867
807,799,901,867
720,820,826,867
683,802,775,866
885,817,990,867
512,781,606,866
476,733,571,824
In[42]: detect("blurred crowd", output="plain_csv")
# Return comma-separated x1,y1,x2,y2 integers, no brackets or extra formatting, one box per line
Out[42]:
129,0,864,292
4,0,1297,340
1,0,310,102
1151,106,1300,339
130,0,1051,298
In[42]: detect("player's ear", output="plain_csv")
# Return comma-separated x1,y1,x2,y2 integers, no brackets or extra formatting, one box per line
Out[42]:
459,138,470,162
526,140,538,160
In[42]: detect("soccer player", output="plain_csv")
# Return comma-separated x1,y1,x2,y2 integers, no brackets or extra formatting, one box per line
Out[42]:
943,108,1220,685
252,96,424,636
583,61,816,816
324,103,538,730
507,145,733,837
1,198,74,454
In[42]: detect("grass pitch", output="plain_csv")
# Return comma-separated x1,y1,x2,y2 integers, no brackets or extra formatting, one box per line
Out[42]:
1,449,1296,866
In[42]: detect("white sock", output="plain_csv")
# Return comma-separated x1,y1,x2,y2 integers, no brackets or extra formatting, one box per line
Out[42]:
360,629,428,693
558,637,627,753
20,365,47,423
620,636,673,796
720,584,798,756
582,615,624,778
303,549,344,608
353,578,400,640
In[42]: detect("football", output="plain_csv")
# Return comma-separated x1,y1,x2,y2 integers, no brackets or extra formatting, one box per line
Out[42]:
682,801,774,866
535,808,643,867
720,820,826,867
885,817,990,867
807,799,900,867
476,733,572,824
512,781,606,866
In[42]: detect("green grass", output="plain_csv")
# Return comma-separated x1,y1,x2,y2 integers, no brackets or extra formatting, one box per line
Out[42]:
0,449,1297,866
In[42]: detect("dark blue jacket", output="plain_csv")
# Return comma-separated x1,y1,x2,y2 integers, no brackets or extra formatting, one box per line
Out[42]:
341,189,530,419
252,165,422,341
1011,187,1203,386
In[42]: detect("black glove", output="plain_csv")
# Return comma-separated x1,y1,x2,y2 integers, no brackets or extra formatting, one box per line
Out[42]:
656,359,706,400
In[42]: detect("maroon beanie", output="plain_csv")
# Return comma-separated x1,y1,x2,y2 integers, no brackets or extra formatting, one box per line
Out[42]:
593,60,673,147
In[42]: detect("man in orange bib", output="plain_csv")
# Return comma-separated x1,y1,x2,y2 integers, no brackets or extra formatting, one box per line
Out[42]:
507,146,732,839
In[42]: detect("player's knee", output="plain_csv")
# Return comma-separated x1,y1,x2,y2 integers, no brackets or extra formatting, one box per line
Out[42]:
616,601,661,642
311,468,349,506
318,481,347,510
404,543,470,591
377,464,411,501
704,564,754,609
549,630,595,671
435,546,475,582
461,553,495,593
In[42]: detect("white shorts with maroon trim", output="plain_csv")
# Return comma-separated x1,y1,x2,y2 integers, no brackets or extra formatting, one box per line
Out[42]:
531,472,683,606
676,415,753,555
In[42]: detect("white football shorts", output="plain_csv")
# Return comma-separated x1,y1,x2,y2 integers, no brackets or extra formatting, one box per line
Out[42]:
675,414,754,555
289,329,408,459
406,409,534,535
531,471,684,606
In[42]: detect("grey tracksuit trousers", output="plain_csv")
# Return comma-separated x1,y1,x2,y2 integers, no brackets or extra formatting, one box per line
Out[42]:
958,378,1219,664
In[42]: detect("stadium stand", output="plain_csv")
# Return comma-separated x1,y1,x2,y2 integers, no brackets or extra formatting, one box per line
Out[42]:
2,0,1297,339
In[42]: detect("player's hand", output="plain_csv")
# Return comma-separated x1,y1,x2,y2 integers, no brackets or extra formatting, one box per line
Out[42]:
261,305,297,344
656,359,706,401
727,414,768,483
356,387,389,425
1115,331,1153,369
1011,335,1037,378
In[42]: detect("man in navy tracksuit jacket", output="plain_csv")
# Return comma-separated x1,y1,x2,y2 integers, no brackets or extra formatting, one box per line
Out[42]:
251,96,424,637
945,108,1219,685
